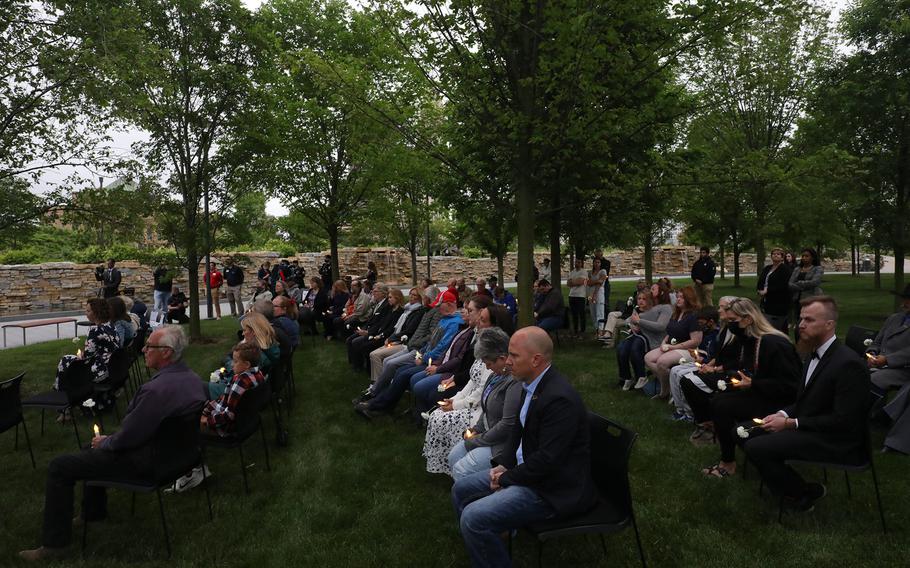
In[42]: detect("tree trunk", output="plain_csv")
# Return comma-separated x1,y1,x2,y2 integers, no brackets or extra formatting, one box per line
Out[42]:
732,233,741,287
549,195,561,290
186,235,201,340
328,224,340,284
496,253,505,286
515,145,535,328
644,232,653,284
409,234,418,286
874,246,882,289
754,239,766,279
718,240,726,279
850,237,857,276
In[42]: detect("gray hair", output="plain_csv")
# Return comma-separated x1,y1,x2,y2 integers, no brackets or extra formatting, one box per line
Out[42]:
474,327,511,362
373,283,389,296
156,324,187,360
252,298,274,319
718,296,739,307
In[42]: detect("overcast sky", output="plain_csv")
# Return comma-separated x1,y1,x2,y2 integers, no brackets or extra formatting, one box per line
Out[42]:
36,0,853,217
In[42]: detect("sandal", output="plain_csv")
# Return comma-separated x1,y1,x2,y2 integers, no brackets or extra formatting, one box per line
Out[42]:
702,464,731,478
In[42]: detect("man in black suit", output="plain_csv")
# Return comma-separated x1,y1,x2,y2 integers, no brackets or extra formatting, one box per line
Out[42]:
451,327,595,567
743,296,870,512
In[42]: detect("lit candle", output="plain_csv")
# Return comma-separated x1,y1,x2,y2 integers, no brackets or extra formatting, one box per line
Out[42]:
76,349,82,358
694,361,702,368
427,358,433,367
752,418,764,425
464,429,474,439
385,341,391,348
866,352,875,360
730,378,740,385
93,424,100,437
437,400,446,406
220,367,226,374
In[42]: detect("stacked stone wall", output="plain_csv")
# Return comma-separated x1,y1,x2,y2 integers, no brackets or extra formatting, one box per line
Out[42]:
0,246,857,316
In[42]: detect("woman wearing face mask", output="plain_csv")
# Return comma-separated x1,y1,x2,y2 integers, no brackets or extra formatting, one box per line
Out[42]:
680,298,800,479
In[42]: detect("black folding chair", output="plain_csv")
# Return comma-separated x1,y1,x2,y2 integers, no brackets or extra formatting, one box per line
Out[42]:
201,381,272,493
0,373,35,468
845,325,878,358
92,349,134,424
82,412,213,558
22,360,94,448
511,413,646,567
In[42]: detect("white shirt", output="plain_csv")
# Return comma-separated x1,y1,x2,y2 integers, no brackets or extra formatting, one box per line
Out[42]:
779,334,837,428
567,269,587,298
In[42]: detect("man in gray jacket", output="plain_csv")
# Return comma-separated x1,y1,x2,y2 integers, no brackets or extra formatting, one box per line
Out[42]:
19,326,205,561
867,284,910,391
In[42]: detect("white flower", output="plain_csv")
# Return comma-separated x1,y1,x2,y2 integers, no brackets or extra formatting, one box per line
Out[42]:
678,357,687,365
82,399,96,409
863,338,873,347
209,371,220,383
736,426,749,439
627,296,634,306
400,335,408,342
437,383,448,392
670,338,678,345
717,380,727,391
72,337,82,344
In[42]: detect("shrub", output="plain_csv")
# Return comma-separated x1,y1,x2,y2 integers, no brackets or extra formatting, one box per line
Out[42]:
0,247,40,265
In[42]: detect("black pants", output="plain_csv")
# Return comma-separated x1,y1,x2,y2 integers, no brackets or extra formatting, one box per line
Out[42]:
348,335,381,369
42,449,143,547
568,297,586,333
298,308,318,335
743,430,863,499
712,391,777,462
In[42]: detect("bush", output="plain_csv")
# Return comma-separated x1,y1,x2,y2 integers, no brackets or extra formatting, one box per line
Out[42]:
461,246,485,259
0,247,40,265
261,238,297,258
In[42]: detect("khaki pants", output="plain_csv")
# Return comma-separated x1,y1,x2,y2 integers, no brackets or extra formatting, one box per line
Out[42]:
211,286,222,318
695,283,714,307
369,343,407,382
226,285,244,315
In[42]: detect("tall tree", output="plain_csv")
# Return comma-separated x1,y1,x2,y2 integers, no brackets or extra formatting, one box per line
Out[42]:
53,0,261,339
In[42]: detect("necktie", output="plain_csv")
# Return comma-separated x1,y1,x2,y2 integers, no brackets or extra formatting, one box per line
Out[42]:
811,351,820,360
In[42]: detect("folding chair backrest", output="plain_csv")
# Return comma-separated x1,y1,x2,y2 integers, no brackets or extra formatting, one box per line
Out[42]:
268,358,286,397
105,349,134,389
845,325,878,358
149,411,203,484
0,373,26,432
588,412,637,518
234,382,272,435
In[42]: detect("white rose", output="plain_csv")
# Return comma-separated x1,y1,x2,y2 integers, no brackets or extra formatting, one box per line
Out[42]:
717,380,727,391
209,371,220,383
437,383,447,392
863,339,873,347
72,337,82,344
82,398,95,409
670,338,678,345
678,357,687,365
736,426,749,439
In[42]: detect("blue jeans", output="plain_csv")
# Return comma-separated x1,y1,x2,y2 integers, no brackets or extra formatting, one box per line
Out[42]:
449,442,494,481
370,363,426,411
616,334,647,381
452,469,555,568
411,373,445,413
153,290,171,319
372,348,416,393
535,315,563,332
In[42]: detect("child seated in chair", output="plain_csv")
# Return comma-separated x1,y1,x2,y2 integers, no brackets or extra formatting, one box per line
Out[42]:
201,341,266,438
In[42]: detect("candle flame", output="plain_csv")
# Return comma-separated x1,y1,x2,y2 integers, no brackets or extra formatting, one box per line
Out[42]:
385,341,391,348
464,429,474,439
865,352,875,360
694,361,702,368
752,418,764,425
93,424,100,436
76,349,82,358
690,349,699,358
437,400,446,406
730,378,740,385
427,358,433,367
220,367,226,373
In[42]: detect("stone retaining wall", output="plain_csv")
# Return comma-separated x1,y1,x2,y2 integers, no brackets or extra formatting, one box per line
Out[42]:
0,246,855,316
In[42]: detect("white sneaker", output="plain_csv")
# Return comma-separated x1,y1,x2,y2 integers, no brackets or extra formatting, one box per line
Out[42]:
633,377,649,390
169,465,211,493
622,379,634,391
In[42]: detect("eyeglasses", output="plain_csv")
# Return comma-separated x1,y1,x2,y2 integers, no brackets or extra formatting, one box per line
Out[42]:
144,344,173,350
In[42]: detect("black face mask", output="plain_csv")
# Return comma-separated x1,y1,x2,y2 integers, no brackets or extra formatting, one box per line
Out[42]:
727,321,746,336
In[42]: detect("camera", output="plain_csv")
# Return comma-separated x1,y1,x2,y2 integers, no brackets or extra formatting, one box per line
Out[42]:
94,266,105,281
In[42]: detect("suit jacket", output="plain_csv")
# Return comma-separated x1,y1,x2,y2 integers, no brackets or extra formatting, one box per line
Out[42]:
871,312,910,368
496,367,596,517
743,334,801,407
782,340,870,457
362,299,392,333
369,305,402,339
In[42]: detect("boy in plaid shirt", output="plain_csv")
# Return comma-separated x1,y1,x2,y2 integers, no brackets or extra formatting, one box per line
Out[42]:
201,341,266,437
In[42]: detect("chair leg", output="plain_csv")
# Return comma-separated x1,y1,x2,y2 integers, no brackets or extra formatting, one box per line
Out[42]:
823,468,828,484
599,534,608,556
81,509,89,554
41,409,45,435
631,511,647,568
537,540,543,568
238,443,250,494
778,496,785,524
156,489,172,558
870,462,887,533
260,423,271,472
14,421,19,449
21,418,36,469
72,414,82,448
131,493,137,516
201,463,214,521
844,471,852,498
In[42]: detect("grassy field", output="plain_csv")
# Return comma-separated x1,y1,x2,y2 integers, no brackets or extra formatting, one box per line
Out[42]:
0,274,905,567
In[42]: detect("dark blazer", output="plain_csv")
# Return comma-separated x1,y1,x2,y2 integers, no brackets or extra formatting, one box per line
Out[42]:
327,291,349,318
782,340,870,457
369,306,403,339
757,263,793,316
496,367,597,517
389,306,428,343
362,299,392,333
743,334,801,407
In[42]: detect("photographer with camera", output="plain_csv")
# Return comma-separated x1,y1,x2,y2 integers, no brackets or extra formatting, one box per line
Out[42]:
95,259,121,298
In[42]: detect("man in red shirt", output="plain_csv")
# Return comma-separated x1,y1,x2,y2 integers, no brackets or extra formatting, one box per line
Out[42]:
204,262,224,320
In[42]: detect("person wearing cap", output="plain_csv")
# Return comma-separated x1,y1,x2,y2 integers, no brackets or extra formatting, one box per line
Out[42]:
869,284,910,453
355,290,463,418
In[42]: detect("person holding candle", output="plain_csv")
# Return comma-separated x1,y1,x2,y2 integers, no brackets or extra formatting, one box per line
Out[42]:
447,328,522,480
365,288,427,379
868,284,910,453
210,313,278,400
19,325,206,561
54,298,119,392
347,286,401,371
451,327,595,568
643,286,703,398
666,306,721,421
298,276,329,336
743,296,870,510
680,298,800,479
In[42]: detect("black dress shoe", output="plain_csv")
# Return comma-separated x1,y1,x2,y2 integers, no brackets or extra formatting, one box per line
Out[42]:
354,403,383,420
792,482,827,513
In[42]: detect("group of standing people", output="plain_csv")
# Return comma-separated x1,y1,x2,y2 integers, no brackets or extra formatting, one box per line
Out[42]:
756,247,824,337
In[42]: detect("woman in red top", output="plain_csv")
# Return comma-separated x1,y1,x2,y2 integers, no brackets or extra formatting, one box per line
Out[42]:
204,262,224,319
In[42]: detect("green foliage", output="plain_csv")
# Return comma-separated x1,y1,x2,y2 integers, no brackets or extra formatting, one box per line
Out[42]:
260,238,297,257
460,246,485,259
0,247,40,265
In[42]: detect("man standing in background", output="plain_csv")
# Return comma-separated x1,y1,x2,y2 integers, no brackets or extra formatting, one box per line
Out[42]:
691,247,717,307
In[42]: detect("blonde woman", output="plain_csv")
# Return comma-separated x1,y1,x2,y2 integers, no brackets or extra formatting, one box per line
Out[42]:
208,312,279,400
680,298,801,478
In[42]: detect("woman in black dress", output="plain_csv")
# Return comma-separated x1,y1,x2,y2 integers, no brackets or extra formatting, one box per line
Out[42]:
757,248,793,333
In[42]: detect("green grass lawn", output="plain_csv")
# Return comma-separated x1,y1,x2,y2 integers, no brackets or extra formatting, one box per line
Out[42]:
0,274,905,567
